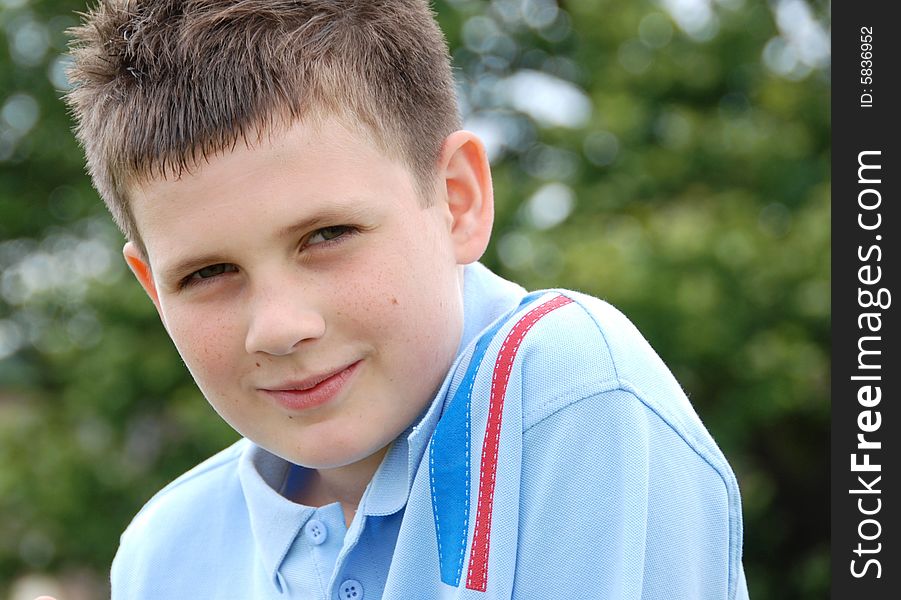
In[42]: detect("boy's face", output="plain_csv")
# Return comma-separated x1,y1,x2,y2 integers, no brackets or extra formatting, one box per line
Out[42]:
125,118,477,470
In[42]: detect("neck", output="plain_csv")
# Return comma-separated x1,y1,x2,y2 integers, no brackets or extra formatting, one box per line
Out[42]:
291,445,391,526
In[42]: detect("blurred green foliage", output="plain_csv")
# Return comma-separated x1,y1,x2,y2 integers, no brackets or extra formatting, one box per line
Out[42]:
1,0,829,598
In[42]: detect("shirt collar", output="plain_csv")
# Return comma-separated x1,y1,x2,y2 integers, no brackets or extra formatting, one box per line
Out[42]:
238,442,315,584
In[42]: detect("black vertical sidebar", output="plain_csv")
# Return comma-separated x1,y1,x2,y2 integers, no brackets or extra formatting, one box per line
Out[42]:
832,2,899,598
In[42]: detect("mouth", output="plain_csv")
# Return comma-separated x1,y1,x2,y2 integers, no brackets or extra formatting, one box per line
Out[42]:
261,360,362,411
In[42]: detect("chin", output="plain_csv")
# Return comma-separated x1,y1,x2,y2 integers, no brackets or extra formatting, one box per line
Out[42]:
275,442,376,470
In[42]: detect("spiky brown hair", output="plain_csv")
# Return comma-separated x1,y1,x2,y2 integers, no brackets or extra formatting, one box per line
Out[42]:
66,0,461,250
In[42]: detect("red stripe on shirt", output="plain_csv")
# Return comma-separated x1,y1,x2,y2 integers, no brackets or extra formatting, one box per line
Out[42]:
465,294,573,591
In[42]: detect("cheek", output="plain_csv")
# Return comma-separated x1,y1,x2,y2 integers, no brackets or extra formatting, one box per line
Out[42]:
165,306,241,379
377,269,461,374
328,247,405,324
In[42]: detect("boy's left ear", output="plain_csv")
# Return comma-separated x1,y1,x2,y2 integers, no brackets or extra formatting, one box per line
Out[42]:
436,130,494,264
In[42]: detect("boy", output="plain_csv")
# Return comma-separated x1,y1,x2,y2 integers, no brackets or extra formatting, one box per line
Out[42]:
65,1,750,598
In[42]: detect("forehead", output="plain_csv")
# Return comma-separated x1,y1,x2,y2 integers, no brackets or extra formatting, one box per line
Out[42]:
126,117,420,261
135,117,375,184
130,118,411,212
132,109,399,180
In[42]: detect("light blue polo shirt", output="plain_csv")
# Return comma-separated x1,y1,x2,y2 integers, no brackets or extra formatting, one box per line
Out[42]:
111,263,750,599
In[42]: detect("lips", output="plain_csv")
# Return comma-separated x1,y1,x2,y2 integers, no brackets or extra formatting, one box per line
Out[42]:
260,360,362,411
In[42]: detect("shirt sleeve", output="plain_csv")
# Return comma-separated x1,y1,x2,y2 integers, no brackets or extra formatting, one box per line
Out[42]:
514,388,750,600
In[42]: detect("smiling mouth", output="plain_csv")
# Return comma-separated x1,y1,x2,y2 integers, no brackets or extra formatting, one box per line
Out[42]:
261,360,362,411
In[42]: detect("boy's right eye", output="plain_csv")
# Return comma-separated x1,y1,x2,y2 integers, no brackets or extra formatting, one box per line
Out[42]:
181,263,238,287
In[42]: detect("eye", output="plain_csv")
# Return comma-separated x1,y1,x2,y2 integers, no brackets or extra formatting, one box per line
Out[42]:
182,263,238,287
306,225,357,247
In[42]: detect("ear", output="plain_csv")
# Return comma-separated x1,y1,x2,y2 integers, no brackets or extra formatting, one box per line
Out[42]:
436,130,494,264
123,241,162,312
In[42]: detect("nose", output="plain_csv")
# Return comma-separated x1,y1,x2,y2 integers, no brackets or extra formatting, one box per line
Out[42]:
244,288,326,356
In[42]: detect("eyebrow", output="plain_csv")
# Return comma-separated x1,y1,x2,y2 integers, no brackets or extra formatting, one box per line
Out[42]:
157,203,375,285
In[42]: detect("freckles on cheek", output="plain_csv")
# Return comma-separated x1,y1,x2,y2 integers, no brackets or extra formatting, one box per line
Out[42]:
171,321,234,373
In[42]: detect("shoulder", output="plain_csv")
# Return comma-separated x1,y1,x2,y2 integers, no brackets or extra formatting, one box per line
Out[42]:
112,439,252,588
125,438,248,531
512,291,746,598
513,289,687,425
514,289,737,488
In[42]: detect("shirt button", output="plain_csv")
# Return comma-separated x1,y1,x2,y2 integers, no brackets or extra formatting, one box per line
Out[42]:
338,579,363,600
305,519,328,545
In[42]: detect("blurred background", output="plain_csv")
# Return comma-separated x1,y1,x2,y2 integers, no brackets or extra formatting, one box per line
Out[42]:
1,0,829,598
